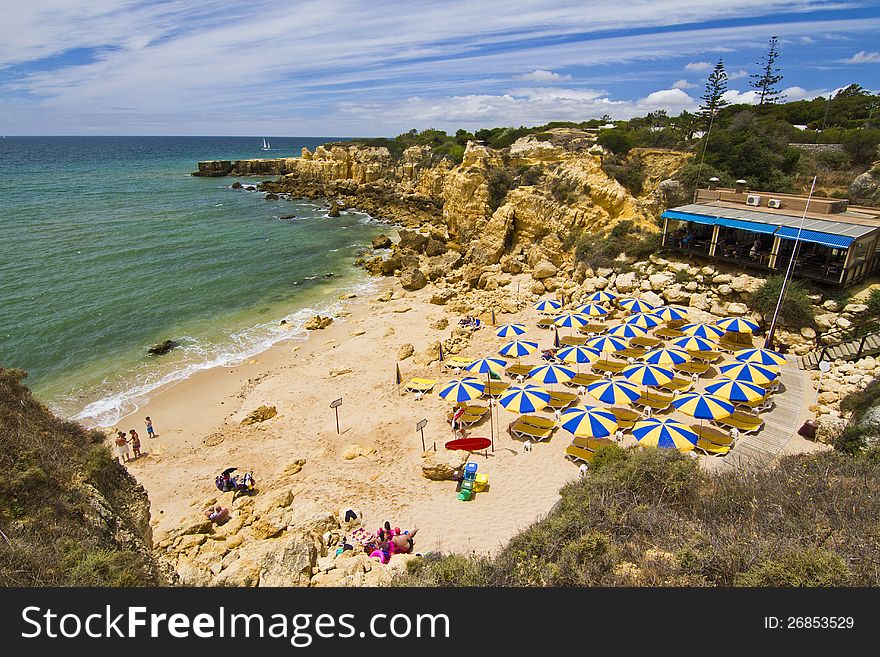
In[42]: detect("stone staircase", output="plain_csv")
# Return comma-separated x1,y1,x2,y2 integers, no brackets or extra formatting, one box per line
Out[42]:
798,320,880,369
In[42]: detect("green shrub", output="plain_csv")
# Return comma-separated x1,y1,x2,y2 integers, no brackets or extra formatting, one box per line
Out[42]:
596,129,634,155
866,289,880,317
487,168,514,211
839,378,880,422
550,178,578,205
750,276,814,328
832,425,869,455
842,129,880,166
733,548,850,587
602,155,646,196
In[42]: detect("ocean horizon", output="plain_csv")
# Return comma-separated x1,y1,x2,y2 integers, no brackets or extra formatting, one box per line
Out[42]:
0,135,387,426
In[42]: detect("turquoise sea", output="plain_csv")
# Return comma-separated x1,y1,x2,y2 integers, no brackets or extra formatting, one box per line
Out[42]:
0,136,386,426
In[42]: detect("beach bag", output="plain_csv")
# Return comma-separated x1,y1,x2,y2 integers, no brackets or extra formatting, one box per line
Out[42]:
215,476,226,492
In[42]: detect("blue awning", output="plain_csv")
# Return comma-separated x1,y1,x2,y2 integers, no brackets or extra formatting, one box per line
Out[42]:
714,217,778,235
661,210,717,227
776,227,854,249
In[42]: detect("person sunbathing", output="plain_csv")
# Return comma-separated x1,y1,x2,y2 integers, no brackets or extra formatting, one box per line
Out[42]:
204,504,230,525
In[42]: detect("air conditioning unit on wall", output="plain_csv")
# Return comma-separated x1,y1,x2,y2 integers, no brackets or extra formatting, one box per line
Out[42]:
768,198,782,209
746,194,762,206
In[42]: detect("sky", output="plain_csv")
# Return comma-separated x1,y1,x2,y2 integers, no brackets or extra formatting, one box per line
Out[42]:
0,0,878,136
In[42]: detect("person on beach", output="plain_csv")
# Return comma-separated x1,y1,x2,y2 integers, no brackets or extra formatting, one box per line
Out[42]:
129,429,141,459
204,504,230,525
145,416,156,438
115,431,131,463
451,405,466,436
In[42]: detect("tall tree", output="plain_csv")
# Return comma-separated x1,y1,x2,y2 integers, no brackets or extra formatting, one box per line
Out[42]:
699,58,730,128
750,36,786,105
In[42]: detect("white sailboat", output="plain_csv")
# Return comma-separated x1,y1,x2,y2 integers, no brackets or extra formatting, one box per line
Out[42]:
261,138,271,151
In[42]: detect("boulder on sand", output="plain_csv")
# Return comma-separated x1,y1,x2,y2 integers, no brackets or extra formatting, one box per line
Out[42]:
421,449,468,481
400,268,428,291
241,405,277,426
305,315,333,330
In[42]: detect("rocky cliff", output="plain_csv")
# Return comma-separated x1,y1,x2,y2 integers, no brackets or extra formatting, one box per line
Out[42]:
0,367,169,585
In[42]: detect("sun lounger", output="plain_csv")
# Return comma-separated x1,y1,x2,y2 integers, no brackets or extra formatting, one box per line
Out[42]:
690,424,734,446
672,361,710,376
559,336,589,346
566,372,602,387
630,335,663,348
506,363,534,378
444,356,474,370
592,358,628,374
483,381,510,397
656,377,694,394
619,346,648,359
654,327,686,339
537,319,556,329
636,390,674,412
737,397,775,413
609,406,640,428
565,444,597,464
695,438,731,456
692,350,723,362
448,405,489,427
577,323,607,335
571,436,616,451
546,390,578,409
510,420,554,442
717,339,753,353
712,410,764,434
520,414,556,430
405,378,436,393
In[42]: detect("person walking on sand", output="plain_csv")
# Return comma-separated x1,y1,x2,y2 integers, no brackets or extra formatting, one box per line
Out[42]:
115,431,131,464
145,416,156,438
129,429,141,459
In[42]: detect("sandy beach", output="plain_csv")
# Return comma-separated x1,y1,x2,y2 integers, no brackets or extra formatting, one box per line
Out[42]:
111,271,827,560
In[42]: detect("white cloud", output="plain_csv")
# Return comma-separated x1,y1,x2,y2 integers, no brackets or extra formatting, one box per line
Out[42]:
722,89,761,104
728,69,748,80
672,79,697,89
685,61,712,71
721,85,827,105
517,69,571,83
842,50,880,64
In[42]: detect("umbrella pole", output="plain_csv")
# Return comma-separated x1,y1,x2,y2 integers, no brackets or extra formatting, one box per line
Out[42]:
486,371,495,452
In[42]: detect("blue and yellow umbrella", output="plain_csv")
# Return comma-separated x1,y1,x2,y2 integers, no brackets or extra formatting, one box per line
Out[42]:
465,357,508,375
586,335,629,354
496,323,527,338
704,378,766,403
498,384,551,414
554,312,591,329
681,322,726,339
587,290,617,304
642,347,691,366
652,305,688,322
718,361,779,384
625,312,663,330
528,363,576,386
499,339,539,359
534,299,562,314
716,317,760,333
586,379,641,405
671,392,735,420
559,405,619,438
622,363,675,387
606,323,648,339
557,345,602,366
632,418,698,451
573,303,609,317
438,378,486,403
672,335,718,352
619,298,655,314
734,348,787,367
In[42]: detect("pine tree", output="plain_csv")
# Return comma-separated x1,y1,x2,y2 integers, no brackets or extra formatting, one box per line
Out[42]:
750,36,786,105
699,58,729,128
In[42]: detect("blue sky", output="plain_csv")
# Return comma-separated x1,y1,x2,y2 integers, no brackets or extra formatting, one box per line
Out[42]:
0,0,878,136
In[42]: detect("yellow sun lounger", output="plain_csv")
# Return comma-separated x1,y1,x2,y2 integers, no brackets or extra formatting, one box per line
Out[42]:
506,363,535,378
712,411,764,434
690,424,735,447
565,444,597,464
444,356,474,370
571,436,615,451
567,372,602,387
510,420,553,442
696,438,731,456
546,390,578,409
405,378,437,393
610,406,640,428
656,377,694,394
520,414,556,430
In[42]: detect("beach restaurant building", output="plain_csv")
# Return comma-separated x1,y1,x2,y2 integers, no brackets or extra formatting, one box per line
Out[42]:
660,183,880,288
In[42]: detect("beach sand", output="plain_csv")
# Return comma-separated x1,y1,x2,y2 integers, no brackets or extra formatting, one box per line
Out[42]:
114,276,828,559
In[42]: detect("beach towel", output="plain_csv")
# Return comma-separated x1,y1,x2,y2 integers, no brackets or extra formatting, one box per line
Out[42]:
351,527,375,547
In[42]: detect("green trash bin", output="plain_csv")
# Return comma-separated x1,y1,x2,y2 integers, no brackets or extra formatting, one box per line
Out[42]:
457,489,473,501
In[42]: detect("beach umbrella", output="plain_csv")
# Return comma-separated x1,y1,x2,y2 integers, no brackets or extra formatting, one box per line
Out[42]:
587,290,616,304
606,323,648,339
496,323,527,338
681,322,726,339
559,405,619,438
733,347,787,367
464,357,508,451
438,378,486,403
632,418,698,451
619,298,655,314
528,363,576,387
534,299,562,314
715,317,760,333
718,361,779,384
704,378,766,403
622,363,675,388
553,312,591,329
573,303,609,317
499,339,539,359
557,345,602,366
586,379,641,405
498,384,551,414
672,335,718,353
671,392,735,421
642,347,691,366
652,305,689,322
586,335,629,354
625,312,662,330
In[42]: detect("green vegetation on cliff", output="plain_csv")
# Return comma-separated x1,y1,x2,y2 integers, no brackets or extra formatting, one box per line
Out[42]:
0,367,164,586
396,446,880,586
